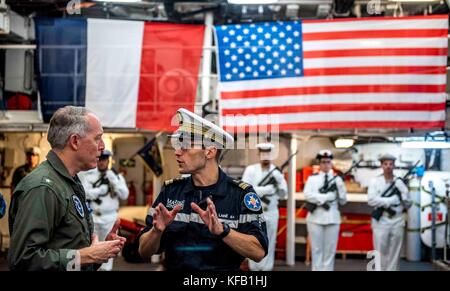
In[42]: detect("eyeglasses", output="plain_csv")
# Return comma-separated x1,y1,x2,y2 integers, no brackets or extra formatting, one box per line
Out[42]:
171,140,205,151
320,160,332,164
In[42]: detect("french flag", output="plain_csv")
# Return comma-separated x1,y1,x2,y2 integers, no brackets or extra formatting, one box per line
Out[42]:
35,18,205,131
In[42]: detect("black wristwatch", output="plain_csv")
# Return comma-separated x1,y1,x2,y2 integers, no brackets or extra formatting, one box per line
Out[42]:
219,222,231,239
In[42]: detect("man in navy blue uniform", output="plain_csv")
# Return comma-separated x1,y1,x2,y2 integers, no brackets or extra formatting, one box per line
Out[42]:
138,108,268,271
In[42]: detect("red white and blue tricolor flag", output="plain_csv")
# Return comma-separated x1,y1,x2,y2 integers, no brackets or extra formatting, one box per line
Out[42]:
35,18,204,131
215,15,448,131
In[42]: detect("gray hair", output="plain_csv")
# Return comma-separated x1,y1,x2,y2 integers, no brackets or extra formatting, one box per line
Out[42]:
47,106,92,150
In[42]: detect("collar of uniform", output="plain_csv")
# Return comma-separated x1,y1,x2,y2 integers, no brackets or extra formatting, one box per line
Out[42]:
213,168,229,197
46,150,78,183
320,170,333,177
183,167,228,197
259,163,274,172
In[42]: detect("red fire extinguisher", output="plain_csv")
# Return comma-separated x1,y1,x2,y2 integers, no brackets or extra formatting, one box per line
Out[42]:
127,181,137,206
145,182,153,206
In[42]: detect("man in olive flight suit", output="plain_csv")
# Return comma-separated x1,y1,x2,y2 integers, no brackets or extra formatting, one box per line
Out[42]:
8,106,126,271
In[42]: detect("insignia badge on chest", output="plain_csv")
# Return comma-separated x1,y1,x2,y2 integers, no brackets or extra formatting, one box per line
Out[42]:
72,195,85,218
244,192,262,212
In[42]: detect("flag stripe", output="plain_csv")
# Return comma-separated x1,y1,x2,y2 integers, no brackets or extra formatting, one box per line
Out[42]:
136,23,205,131
221,85,446,99
222,103,445,115
303,66,446,76
35,18,88,122
302,15,448,26
221,93,446,109
302,38,447,51
222,111,445,125
304,48,447,58
220,75,446,92
303,56,446,68
224,121,445,131
85,19,144,128
303,29,447,41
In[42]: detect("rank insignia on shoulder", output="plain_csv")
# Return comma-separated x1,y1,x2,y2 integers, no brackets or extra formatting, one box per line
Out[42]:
244,192,262,212
41,177,54,186
232,179,251,190
164,177,187,186
164,179,174,186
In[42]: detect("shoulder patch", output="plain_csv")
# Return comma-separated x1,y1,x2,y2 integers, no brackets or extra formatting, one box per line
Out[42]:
164,176,188,186
243,192,262,212
231,179,252,191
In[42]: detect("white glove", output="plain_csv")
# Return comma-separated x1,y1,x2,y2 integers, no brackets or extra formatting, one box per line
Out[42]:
105,170,119,183
402,200,413,210
325,192,337,202
383,195,400,208
264,184,276,194
272,170,285,185
316,193,334,205
98,184,109,195
256,184,276,196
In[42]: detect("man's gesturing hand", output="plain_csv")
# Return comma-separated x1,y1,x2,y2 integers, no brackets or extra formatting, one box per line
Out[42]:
152,203,182,233
191,198,224,235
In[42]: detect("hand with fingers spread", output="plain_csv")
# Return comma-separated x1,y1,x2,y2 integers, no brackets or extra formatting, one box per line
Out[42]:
152,203,182,233
191,197,224,236
105,219,126,249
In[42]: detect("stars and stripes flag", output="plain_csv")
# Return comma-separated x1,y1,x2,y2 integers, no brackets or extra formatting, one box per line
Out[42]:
215,15,448,132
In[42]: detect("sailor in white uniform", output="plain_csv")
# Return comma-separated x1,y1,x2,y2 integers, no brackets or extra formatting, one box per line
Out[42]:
304,150,347,271
242,142,288,271
79,149,129,271
368,153,411,271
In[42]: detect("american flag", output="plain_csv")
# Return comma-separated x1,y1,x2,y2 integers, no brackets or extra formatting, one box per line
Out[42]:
215,15,448,131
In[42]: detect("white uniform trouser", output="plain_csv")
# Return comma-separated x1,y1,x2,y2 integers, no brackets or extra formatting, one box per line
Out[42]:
372,222,404,271
94,219,116,271
307,222,340,271
249,209,279,271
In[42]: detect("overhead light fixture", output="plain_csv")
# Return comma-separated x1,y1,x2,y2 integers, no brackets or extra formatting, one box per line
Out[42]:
401,131,450,149
228,0,278,4
334,138,355,149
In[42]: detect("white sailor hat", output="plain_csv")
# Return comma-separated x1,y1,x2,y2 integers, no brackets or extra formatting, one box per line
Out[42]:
99,149,113,159
25,147,41,155
170,108,234,149
256,143,275,151
316,149,333,160
378,153,396,162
